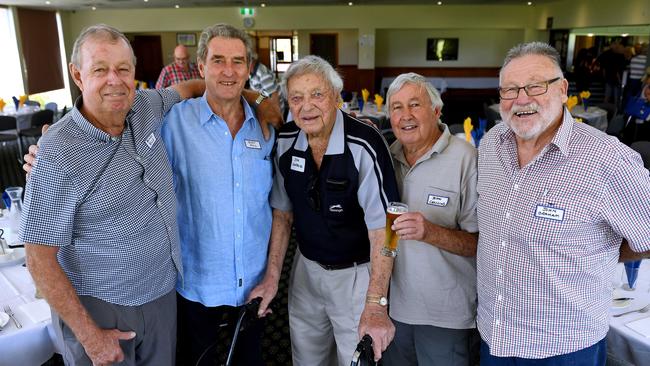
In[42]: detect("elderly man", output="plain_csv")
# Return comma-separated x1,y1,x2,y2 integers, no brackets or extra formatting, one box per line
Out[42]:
255,55,400,365
161,23,276,366
19,24,204,366
381,72,478,366
155,44,202,89
477,41,650,365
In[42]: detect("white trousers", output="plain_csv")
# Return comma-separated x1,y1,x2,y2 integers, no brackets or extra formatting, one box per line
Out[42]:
289,252,370,366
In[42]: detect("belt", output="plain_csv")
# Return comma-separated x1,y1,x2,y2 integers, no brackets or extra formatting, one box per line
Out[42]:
316,258,369,271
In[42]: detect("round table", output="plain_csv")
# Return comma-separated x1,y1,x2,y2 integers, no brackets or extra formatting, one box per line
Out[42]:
571,105,609,131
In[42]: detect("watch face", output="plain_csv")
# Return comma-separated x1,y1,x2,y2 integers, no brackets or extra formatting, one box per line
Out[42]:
379,297,388,306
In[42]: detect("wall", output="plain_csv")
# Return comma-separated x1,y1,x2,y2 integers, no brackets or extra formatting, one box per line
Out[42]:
297,29,358,65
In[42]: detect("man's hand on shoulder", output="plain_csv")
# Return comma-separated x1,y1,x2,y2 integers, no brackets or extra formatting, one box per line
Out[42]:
243,89,284,140
23,124,49,178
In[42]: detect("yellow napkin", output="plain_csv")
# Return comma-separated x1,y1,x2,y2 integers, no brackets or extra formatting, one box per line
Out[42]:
141,81,148,89
19,95,28,107
374,94,384,112
0,98,5,112
566,95,578,112
463,117,473,143
362,89,370,103
579,90,591,100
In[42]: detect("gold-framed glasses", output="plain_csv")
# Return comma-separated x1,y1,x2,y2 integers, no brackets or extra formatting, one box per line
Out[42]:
498,77,561,100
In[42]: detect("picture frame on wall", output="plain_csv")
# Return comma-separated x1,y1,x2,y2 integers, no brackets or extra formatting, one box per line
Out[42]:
176,33,196,47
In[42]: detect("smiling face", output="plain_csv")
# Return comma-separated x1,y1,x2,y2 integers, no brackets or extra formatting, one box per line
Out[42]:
389,82,441,151
173,44,190,71
499,54,568,141
287,72,338,139
199,36,250,104
69,36,136,124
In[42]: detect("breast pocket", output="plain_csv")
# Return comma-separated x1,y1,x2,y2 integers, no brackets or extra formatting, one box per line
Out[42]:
323,178,350,221
530,193,596,250
244,158,273,203
418,186,459,228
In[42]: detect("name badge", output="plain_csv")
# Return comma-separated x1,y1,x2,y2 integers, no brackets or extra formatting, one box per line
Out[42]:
145,133,156,148
245,139,261,149
535,205,565,221
427,194,449,207
291,156,305,172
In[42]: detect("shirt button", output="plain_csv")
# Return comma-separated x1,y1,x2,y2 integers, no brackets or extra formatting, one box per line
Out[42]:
235,183,240,187
224,132,228,135
498,269,503,275
514,184,519,190
505,212,511,219
495,319,500,326
156,200,162,207
498,294,503,301
237,233,241,238
144,178,150,184
501,241,506,247
135,155,142,162
236,209,241,213
110,136,119,142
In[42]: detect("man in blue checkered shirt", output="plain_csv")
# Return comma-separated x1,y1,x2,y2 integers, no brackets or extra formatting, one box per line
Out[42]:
19,24,206,366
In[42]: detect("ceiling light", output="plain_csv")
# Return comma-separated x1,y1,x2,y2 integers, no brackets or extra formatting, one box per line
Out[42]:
621,33,629,37
92,6,96,10
261,3,266,7
45,0,50,4
175,4,180,8
437,1,442,4
527,1,532,5
587,33,594,37
144,0,148,2
348,2,353,5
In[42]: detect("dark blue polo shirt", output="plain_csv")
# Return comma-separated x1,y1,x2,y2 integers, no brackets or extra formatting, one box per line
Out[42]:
271,110,399,265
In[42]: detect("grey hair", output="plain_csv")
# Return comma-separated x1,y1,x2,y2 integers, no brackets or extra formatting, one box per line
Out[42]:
197,23,253,65
71,24,136,68
386,72,443,114
281,55,344,100
500,41,563,81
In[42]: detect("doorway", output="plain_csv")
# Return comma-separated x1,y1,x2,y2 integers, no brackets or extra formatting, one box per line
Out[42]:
310,33,338,67
131,35,163,86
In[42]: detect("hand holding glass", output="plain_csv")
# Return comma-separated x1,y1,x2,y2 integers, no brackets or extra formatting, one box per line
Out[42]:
381,202,408,257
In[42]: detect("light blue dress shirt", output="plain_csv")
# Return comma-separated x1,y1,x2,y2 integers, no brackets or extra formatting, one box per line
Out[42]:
161,94,274,307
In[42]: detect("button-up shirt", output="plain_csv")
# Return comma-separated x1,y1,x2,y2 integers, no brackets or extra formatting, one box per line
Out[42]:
20,89,182,306
477,109,650,358
155,62,202,89
161,95,273,307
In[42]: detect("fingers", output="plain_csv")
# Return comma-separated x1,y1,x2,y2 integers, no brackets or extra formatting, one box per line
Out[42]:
41,124,50,134
258,296,272,317
115,330,136,340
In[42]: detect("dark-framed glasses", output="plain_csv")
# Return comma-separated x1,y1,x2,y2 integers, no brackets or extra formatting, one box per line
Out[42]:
306,174,321,212
498,77,561,100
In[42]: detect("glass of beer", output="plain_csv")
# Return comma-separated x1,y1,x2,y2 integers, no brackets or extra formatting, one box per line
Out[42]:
381,202,408,257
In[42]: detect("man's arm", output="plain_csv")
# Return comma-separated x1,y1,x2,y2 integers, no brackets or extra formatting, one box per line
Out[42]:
619,239,650,262
392,212,478,257
247,209,293,317
170,79,205,100
357,228,395,362
26,244,135,365
242,89,284,140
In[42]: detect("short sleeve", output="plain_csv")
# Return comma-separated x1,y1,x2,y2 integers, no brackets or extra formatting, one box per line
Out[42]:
20,156,78,247
270,149,293,212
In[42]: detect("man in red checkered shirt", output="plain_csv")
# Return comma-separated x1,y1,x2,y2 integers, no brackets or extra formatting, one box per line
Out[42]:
155,44,202,89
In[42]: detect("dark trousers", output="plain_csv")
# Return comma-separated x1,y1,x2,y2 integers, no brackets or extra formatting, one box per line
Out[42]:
480,337,607,366
176,293,265,366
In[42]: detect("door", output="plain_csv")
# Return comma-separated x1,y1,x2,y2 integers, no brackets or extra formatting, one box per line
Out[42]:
310,34,338,67
131,35,163,86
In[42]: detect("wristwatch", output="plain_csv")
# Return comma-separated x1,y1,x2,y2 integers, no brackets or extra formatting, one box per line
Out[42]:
255,90,270,106
366,295,388,307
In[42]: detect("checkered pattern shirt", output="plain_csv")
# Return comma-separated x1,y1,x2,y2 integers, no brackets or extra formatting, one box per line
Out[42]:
20,89,183,306
476,109,650,358
155,62,202,89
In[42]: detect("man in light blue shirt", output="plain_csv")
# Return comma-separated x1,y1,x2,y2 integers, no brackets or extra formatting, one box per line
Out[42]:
161,23,274,366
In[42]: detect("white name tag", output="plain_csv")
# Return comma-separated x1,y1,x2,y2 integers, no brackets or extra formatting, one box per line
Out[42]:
245,139,261,149
291,156,305,172
145,133,156,148
535,205,565,221
427,194,449,207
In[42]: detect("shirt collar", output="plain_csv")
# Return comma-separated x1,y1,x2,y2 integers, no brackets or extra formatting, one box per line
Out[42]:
199,93,257,128
497,106,574,158
294,109,345,155
71,95,132,142
390,122,450,166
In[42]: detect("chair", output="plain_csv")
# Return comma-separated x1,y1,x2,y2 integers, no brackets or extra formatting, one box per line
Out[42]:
18,109,53,154
606,114,627,140
45,102,59,122
448,123,465,135
0,115,21,161
23,100,40,107
630,141,650,169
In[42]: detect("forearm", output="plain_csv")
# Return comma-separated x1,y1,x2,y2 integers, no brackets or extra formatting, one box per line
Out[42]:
170,79,205,99
422,223,478,257
264,209,294,281
25,244,99,343
619,239,650,262
366,228,393,299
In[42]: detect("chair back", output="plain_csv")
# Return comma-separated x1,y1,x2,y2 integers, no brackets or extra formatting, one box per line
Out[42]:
30,109,54,128
0,115,17,132
630,141,650,169
45,102,58,112
448,123,465,135
23,100,40,107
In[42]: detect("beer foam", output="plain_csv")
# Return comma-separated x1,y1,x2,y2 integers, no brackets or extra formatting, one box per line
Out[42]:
387,205,407,215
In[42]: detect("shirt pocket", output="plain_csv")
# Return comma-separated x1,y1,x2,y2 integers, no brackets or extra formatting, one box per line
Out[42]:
323,178,350,222
418,186,459,229
529,193,596,251
244,157,273,203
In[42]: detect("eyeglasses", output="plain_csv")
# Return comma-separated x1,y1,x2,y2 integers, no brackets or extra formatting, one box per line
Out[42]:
498,77,561,100
306,174,320,212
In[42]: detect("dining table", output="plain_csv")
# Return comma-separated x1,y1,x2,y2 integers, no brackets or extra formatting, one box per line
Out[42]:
608,260,650,366
0,250,58,366
570,105,609,132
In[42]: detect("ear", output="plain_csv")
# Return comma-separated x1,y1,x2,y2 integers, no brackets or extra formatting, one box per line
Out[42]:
198,60,206,78
560,78,569,103
69,63,84,91
433,106,442,119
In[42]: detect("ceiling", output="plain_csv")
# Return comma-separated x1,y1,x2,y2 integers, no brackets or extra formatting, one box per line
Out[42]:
0,0,559,11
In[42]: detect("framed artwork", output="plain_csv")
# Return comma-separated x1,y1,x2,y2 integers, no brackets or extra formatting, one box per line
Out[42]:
176,33,196,47
426,38,459,61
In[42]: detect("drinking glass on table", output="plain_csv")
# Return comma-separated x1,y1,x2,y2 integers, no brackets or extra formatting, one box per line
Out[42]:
381,202,408,257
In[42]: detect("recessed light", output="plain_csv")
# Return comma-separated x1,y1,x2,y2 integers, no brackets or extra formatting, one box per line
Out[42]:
175,4,180,8
527,1,532,5
622,33,629,37
144,0,148,2
348,2,353,5
261,3,266,7
437,1,442,4
45,0,50,4
92,6,96,10
587,33,594,37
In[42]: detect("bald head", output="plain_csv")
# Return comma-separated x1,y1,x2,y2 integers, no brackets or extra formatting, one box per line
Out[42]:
174,44,190,70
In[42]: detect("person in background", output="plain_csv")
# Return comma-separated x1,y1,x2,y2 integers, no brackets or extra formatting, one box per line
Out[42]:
381,72,479,366
477,41,650,366
596,41,627,106
20,24,204,366
256,55,400,364
156,44,202,89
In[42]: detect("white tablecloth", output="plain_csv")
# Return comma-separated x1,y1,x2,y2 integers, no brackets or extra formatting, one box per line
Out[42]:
608,261,650,366
0,262,57,366
571,105,608,132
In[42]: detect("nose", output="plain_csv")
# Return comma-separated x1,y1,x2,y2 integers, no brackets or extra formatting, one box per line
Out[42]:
513,88,533,104
106,68,121,84
221,61,235,77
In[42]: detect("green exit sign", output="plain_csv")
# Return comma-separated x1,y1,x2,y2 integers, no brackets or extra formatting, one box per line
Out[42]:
240,8,254,16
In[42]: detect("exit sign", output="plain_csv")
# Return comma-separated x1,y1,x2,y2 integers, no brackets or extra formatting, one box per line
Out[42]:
240,8,254,16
